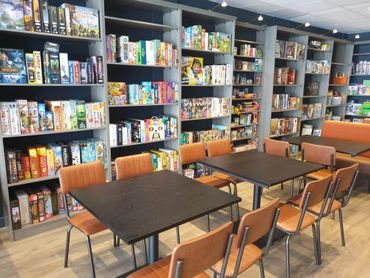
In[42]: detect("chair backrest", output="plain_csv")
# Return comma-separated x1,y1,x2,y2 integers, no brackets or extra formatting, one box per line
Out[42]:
299,175,332,211
59,161,106,194
333,163,359,195
179,142,206,165
301,142,336,167
207,139,232,158
115,153,153,180
235,198,280,247
168,222,233,278
263,138,290,157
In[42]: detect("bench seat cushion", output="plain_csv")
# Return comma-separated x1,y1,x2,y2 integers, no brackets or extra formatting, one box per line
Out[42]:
336,153,370,175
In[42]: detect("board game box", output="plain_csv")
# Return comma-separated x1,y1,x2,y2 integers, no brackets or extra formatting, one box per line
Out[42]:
0,0,24,30
0,48,26,84
68,5,100,38
181,56,203,85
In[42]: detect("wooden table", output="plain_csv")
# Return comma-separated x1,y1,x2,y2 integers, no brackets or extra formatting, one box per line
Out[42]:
200,150,323,210
70,170,240,265
284,135,370,157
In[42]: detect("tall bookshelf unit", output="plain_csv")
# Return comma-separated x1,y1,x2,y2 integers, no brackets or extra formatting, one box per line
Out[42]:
231,22,265,150
329,41,353,121
0,0,107,241
346,40,370,121
302,36,333,134
180,8,235,156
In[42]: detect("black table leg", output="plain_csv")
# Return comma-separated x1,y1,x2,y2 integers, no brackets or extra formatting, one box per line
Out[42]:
253,185,262,210
148,233,159,264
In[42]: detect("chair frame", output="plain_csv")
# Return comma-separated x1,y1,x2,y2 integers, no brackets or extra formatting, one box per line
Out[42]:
175,234,235,278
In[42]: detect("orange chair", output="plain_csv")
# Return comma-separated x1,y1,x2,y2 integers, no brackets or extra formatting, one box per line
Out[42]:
211,198,280,278
207,139,242,218
263,138,293,193
128,222,234,278
115,153,154,268
180,142,235,231
59,161,107,278
288,163,359,261
277,175,333,278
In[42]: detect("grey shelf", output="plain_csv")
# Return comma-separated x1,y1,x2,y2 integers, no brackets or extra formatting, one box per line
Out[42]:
302,95,327,98
234,69,262,73
233,84,262,86
352,52,370,56
105,16,178,31
345,114,370,118
305,72,330,75
331,62,350,66
270,132,298,138
181,115,230,122
273,84,302,87
271,108,300,113
0,83,104,87
350,74,370,77
2,126,106,139
232,98,258,101
107,62,171,68
110,137,179,149
234,55,262,59
7,175,58,187
181,84,229,87
301,116,325,121
231,123,257,129
275,57,304,62
326,104,345,108
0,27,101,42
181,47,231,55
231,136,256,142
346,95,370,97
234,39,264,45
109,103,178,108
307,48,331,52
329,84,348,86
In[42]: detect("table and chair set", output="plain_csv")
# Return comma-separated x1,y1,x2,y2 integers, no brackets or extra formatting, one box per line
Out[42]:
57,122,369,278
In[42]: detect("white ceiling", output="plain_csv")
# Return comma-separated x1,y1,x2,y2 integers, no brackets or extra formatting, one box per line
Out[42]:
211,0,370,34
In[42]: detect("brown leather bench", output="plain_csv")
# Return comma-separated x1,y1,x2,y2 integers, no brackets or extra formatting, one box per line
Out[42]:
322,121,370,192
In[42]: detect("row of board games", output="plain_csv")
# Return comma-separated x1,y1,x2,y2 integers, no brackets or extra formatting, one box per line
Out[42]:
232,88,257,100
181,57,232,85
109,115,178,146
232,101,259,115
272,94,300,111
270,117,299,136
181,98,230,120
0,43,104,84
233,73,262,85
181,25,232,53
231,125,256,141
347,85,370,96
352,61,370,75
274,67,296,85
346,101,370,116
10,186,83,230
108,81,179,106
5,138,107,184
275,40,306,60
180,125,229,145
148,149,178,172
232,140,258,152
106,34,177,67
235,59,263,72
301,103,322,119
236,44,263,58
0,1,100,38
305,60,330,74
0,100,106,136
301,125,322,136
232,113,256,126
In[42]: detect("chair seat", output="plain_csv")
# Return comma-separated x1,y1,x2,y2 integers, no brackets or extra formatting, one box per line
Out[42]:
211,241,262,277
277,203,316,233
69,211,107,235
288,194,342,215
212,171,243,184
196,175,230,189
306,168,332,180
128,255,210,278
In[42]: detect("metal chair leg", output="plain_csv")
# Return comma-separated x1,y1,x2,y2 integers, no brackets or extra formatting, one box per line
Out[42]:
285,235,291,278
316,222,322,264
176,226,181,244
331,212,335,220
227,184,234,221
296,177,303,195
142,239,148,264
85,235,96,278
280,182,284,190
259,258,265,278
338,208,346,247
233,184,240,220
207,214,211,232
312,224,319,265
131,244,138,270
290,179,294,197
64,225,73,268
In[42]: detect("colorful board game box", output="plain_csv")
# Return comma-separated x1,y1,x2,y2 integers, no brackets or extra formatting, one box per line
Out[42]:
59,53,69,84
36,146,48,177
0,0,24,30
58,7,66,35
48,143,62,173
0,102,11,135
69,141,81,165
41,0,50,33
46,147,55,176
32,0,42,32
28,147,40,178
22,0,34,32
68,5,100,38
25,53,35,84
117,35,129,63
17,99,30,134
0,48,27,84
28,101,39,133
33,51,43,84
49,6,58,34
181,56,203,85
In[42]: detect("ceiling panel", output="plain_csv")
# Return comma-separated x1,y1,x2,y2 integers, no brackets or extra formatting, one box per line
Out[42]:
209,0,370,34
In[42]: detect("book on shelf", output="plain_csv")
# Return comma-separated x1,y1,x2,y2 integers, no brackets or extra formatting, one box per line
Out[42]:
231,125,256,141
272,94,300,111
235,59,263,72
274,67,296,85
275,40,305,60
238,44,263,58
301,124,313,135
270,117,299,136
180,125,229,145
233,72,262,86
306,60,330,74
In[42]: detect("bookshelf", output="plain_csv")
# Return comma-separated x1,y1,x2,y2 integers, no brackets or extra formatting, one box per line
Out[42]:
0,0,107,241
232,22,265,151
328,41,354,122
346,40,370,122
302,36,333,135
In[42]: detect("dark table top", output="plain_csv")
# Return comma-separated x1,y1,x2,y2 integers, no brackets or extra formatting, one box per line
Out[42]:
200,150,323,188
70,170,240,244
283,135,370,157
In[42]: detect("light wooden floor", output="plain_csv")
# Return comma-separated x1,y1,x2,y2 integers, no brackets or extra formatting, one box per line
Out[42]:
1,175,370,278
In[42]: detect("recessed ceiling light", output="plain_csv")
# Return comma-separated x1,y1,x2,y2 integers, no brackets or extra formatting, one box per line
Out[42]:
355,34,360,39
333,29,338,34
221,0,227,7
258,15,263,21
304,22,310,27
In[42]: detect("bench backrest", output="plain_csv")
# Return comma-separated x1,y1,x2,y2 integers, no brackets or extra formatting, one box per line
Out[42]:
322,121,370,158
